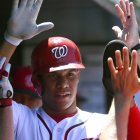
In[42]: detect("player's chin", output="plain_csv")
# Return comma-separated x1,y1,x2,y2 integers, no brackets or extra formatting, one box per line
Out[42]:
55,95,75,108
54,95,72,106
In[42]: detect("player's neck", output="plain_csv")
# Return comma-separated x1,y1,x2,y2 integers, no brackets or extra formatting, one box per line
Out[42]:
42,104,78,116
48,110,78,123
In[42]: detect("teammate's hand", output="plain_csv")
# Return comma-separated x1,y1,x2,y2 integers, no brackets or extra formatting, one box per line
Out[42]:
0,57,13,99
108,47,140,98
5,0,54,45
112,0,139,49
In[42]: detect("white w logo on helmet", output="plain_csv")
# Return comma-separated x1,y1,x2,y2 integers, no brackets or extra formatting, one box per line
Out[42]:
51,45,68,59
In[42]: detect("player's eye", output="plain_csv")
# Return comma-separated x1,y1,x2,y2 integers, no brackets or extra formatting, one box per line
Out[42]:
67,70,79,79
46,73,58,80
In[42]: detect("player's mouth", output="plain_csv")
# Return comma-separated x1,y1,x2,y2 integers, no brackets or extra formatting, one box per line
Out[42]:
56,91,71,97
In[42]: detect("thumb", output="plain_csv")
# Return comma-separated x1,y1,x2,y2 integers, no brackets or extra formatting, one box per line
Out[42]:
112,26,122,39
37,22,54,34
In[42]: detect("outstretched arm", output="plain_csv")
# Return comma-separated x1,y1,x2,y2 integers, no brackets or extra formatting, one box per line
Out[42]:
0,58,14,140
100,47,140,140
108,47,140,140
0,0,54,139
112,1,140,139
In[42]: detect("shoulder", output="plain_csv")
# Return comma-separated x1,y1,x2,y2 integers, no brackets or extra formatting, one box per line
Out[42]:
77,108,108,122
12,101,38,116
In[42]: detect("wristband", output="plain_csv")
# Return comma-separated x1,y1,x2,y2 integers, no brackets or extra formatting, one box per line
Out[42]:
130,43,140,52
0,98,12,107
4,32,23,46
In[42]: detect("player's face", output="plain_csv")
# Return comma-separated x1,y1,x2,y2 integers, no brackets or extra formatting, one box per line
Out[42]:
40,69,80,115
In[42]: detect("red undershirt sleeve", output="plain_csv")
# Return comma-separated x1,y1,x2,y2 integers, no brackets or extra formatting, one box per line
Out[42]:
127,103,140,140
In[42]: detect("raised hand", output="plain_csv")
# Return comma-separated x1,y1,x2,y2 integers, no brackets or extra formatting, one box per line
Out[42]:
107,47,140,140
112,0,139,49
5,0,54,45
108,47,140,98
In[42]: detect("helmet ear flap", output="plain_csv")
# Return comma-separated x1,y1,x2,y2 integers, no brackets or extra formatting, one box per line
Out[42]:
31,75,42,96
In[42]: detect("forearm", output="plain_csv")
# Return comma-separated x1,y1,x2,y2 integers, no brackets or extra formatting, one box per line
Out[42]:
114,96,132,140
0,106,14,140
0,41,16,62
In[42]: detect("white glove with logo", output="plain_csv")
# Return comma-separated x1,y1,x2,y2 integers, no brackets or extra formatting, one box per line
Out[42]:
0,57,13,99
5,0,54,46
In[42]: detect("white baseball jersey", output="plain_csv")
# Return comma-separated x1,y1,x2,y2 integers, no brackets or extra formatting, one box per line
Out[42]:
13,101,108,140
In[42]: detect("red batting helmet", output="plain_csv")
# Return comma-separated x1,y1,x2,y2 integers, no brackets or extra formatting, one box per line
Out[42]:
11,66,40,97
31,36,85,76
31,36,85,94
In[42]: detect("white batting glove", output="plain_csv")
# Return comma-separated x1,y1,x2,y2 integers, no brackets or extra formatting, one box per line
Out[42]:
5,0,54,46
0,57,13,99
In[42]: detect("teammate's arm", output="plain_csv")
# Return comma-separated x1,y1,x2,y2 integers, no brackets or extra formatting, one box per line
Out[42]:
100,47,140,140
0,58,14,140
109,47,140,140
112,1,140,139
0,0,54,139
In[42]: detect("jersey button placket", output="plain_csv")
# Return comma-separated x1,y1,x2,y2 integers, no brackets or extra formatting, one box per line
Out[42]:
57,127,62,132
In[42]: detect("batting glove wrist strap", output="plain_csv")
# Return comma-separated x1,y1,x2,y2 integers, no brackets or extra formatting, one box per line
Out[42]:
0,98,12,107
4,32,22,46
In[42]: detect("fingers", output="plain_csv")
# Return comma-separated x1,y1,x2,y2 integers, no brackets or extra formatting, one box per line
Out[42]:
122,47,129,72
130,2,137,22
115,3,126,25
115,0,132,26
115,47,130,72
33,0,43,18
120,0,131,17
125,0,130,17
120,0,127,17
12,0,19,13
26,0,35,8
109,46,137,77
131,50,138,75
115,50,123,70
19,0,28,8
108,57,116,79
37,22,54,33
15,0,42,10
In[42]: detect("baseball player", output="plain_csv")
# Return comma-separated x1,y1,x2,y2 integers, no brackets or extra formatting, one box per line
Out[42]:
0,0,140,140
11,66,42,108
